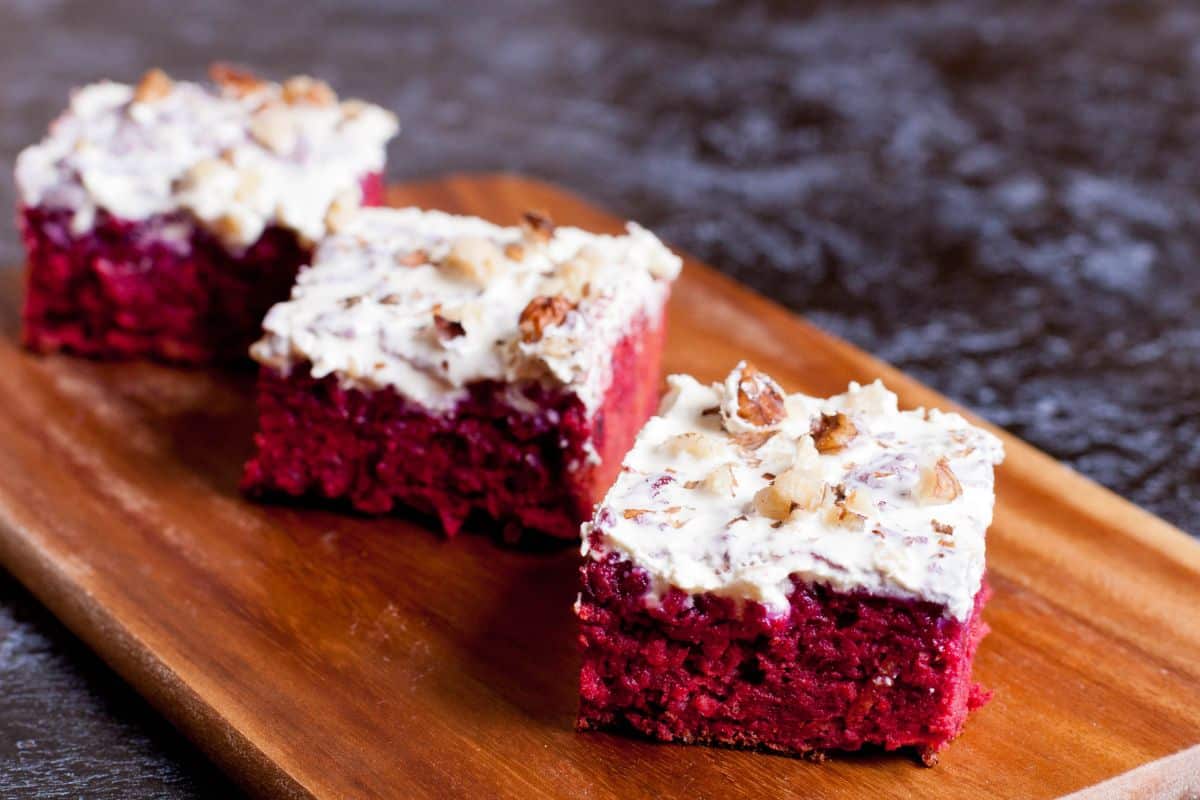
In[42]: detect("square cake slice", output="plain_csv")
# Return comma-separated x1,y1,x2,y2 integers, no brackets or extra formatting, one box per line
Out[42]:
242,207,682,540
15,64,397,363
577,362,1004,763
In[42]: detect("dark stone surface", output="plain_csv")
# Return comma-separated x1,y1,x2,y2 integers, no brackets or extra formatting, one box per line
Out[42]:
1,0,1197,795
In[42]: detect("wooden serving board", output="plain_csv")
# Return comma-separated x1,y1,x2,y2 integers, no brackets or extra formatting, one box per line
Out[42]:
0,174,1197,799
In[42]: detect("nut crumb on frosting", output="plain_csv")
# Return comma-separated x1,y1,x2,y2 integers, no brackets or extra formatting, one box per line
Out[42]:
442,236,504,285
812,412,858,453
521,209,555,243
281,75,337,106
518,295,575,343
133,68,173,103
918,457,963,505
209,62,267,97
730,361,787,430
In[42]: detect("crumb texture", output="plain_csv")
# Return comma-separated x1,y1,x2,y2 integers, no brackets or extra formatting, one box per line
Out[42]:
577,554,990,757
19,174,384,363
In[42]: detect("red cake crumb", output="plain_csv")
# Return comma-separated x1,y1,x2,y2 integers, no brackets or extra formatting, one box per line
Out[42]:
577,552,991,762
19,173,384,364
242,311,666,540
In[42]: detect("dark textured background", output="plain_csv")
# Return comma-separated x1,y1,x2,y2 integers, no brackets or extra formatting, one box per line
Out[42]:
2,0,1198,796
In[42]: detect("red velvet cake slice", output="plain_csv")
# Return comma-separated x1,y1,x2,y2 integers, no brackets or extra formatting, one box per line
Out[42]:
15,65,397,362
577,362,1005,763
243,207,682,540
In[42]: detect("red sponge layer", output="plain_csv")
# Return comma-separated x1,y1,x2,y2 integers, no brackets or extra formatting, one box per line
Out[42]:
242,310,667,540
19,172,384,364
577,552,990,764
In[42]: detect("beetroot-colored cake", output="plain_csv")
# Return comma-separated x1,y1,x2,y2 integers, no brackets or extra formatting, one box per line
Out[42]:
14,65,397,363
243,207,682,539
577,362,1005,763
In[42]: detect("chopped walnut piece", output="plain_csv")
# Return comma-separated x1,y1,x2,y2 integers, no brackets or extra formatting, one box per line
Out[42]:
396,250,430,267
842,489,875,517
730,362,787,429
518,295,575,343
811,412,858,454
753,468,826,521
324,188,360,233
504,242,526,261
730,430,776,451
520,209,555,243
558,256,599,300
662,432,721,459
282,75,337,106
441,237,503,285
249,106,298,154
133,68,173,103
931,520,954,535
433,314,465,340
824,502,867,530
917,457,963,505
699,464,738,496
753,483,792,521
209,62,266,97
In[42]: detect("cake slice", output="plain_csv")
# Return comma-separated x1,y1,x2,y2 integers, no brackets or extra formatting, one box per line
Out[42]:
15,64,397,362
243,207,682,540
577,362,1004,763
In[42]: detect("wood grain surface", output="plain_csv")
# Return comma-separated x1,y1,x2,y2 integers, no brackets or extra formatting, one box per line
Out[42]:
0,174,1196,799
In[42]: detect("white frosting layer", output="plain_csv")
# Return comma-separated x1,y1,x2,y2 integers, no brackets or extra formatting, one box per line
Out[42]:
15,69,398,248
251,207,682,412
582,364,1005,620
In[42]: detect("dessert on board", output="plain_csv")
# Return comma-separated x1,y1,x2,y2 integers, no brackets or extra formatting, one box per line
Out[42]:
244,206,681,540
15,64,397,362
577,362,1004,763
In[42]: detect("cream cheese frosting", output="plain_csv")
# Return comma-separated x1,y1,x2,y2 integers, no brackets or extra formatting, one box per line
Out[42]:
251,206,682,413
582,363,1005,620
14,66,398,249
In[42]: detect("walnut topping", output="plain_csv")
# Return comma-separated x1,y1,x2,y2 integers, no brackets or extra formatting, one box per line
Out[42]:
917,457,962,505
842,489,875,517
753,468,826,521
441,237,503,285
557,255,599,301
395,249,430,267
698,464,737,496
520,209,555,243
431,306,466,340
282,75,337,106
662,432,721,459
433,315,465,340
931,520,954,535
249,106,298,153
133,68,173,103
504,242,526,261
518,295,574,343
729,362,787,430
811,412,858,453
209,62,266,97
824,503,867,530
324,187,360,233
